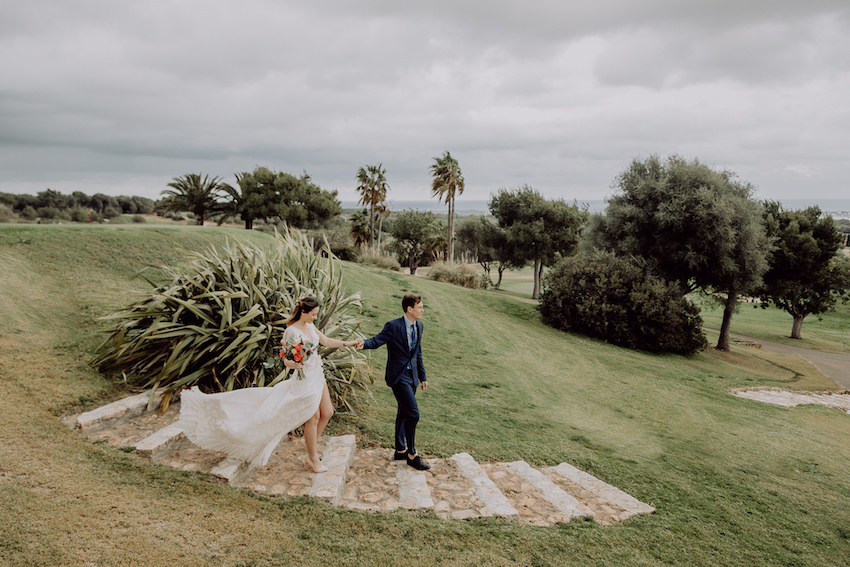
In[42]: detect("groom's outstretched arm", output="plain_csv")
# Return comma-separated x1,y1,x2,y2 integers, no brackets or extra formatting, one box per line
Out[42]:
361,321,393,350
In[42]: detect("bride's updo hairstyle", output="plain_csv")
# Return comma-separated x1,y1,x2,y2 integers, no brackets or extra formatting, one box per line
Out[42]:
287,297,320,325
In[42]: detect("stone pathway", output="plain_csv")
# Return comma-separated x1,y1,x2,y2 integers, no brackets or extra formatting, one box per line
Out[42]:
66,392,655,527
732,387,850,414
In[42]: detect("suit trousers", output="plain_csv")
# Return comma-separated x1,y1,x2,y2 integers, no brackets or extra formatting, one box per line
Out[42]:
391,370,419,454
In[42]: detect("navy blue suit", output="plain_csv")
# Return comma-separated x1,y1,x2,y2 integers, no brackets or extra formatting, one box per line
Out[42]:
363,316,426,454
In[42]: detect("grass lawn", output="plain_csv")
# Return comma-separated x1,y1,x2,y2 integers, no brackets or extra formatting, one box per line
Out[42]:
2,224,850,566
699,298,850,354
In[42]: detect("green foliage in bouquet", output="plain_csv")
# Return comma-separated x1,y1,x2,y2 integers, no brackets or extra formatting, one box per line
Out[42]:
94,229,372,412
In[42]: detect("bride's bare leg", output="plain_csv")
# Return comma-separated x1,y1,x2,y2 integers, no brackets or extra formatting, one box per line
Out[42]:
316,384,334,437
303,410,321,463
303,386,333,473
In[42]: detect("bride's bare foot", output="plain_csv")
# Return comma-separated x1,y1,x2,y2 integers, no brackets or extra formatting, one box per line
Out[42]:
304,456,328,473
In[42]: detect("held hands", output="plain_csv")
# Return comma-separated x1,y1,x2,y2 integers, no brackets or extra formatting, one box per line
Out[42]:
351,338,365,350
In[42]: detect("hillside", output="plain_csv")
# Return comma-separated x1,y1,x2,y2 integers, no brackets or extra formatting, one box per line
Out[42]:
1,224,849,567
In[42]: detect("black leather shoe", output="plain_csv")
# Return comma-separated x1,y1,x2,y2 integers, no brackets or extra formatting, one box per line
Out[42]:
393,450,407,461
406,454,430,470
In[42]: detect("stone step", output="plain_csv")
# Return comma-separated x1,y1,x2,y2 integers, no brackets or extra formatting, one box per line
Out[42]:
67,395,655,526
309,434,357,506
83,402,182,449
210,457,250,484
397,463,434,510
157,442,232,475
450,453,519,520
481,462,572,526
231,435,320,496
427,456,489,520
339,449,403,512
507,460,596,521
542,463,655,521
74,391,164,432
134,422,187,461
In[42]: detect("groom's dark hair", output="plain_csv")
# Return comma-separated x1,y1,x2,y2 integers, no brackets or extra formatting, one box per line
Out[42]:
402,294,421,313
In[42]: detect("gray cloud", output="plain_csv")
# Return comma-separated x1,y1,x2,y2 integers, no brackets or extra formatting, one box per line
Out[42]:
1,0,848,202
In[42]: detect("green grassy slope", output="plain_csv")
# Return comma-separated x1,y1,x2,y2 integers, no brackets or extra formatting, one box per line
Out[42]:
2,225,849,567
699,299,850,354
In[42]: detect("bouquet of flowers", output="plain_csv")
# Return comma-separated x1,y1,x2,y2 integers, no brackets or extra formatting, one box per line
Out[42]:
280,335,315,380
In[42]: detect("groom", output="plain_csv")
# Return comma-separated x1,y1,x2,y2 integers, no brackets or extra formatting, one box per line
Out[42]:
357,294,429,470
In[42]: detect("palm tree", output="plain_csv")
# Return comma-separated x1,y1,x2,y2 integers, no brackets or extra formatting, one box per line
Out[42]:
430,151,465,263
375,203,390,250
349,209,371,250
160,173,232,226
355,164,390,252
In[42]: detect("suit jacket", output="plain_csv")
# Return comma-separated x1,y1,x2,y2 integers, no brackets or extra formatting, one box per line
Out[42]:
362,316,426,387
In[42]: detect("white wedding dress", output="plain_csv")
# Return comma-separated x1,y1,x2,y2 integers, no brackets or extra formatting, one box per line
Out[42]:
179,324,325,468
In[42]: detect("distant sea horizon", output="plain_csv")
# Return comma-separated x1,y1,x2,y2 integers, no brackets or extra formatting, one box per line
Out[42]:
342,198,850,219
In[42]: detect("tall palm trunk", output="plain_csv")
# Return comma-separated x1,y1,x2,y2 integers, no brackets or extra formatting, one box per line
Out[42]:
369,200,376,254
376,213,383,251
447,196,455,263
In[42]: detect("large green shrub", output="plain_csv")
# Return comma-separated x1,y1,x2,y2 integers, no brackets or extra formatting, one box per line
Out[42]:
94,229,372,412
20,206,37,221
539,252,707,354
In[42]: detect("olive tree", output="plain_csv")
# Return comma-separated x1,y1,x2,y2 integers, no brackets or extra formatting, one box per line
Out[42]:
757,202,850,339
489,186,586,299
586,155,773,351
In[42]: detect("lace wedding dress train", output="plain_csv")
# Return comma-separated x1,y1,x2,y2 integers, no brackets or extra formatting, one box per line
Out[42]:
179,324,325,468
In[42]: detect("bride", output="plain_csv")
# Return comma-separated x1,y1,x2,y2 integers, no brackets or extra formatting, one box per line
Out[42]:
179,297,360,472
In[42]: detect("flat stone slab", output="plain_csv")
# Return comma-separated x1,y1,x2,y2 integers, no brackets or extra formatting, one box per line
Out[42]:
309,434,356,506
450,453,518,519
544,462,654,517
134,422,185,461
507,460,595,521
81,402,181,448
75,391,164,431
396,463,434,509
732,388,850,413
482,462,572,526
210,457,249,483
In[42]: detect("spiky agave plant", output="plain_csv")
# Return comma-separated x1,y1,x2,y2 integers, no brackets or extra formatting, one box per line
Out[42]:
94,228,372,413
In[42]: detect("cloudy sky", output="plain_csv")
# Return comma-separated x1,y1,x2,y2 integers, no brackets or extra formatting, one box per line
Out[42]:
1,0,848,205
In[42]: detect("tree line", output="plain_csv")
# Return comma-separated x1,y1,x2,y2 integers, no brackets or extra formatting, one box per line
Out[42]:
3,153,848,356
544,155,850,352
0,189,156,222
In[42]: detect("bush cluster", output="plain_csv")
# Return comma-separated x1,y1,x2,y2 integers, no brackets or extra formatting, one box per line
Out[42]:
0,204,12,222
357,250,401,271
427,262,488,289
538,252,707,354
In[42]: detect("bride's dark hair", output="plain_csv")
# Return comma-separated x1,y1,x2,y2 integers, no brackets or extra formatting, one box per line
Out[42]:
287,297,320,325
